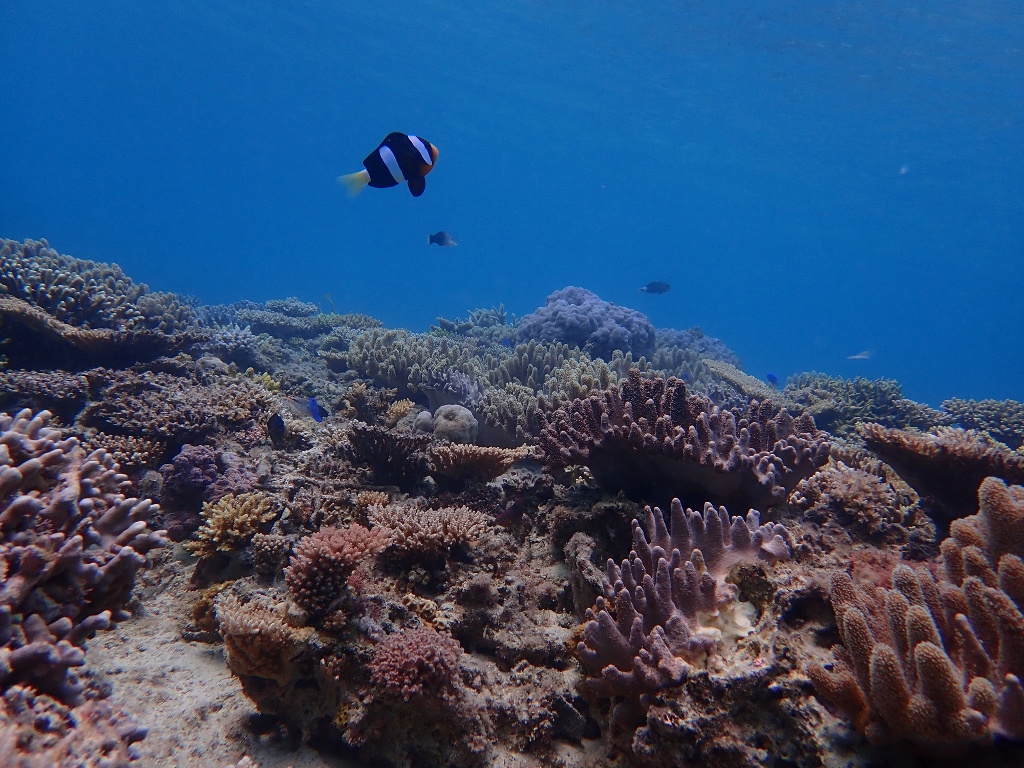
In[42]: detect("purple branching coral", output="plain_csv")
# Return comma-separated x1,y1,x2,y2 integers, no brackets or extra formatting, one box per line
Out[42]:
539,368,830,510
0,409,166,710
577,499,792,726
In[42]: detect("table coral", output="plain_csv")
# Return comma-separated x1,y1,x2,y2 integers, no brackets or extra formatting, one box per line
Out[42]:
943,397,1024,450
539,368,830,510
428,444,533,483
862,424,1024,535
367,501,489,562
344,422,431,488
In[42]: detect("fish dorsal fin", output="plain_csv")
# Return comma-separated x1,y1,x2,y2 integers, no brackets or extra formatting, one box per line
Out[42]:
408,176,426,197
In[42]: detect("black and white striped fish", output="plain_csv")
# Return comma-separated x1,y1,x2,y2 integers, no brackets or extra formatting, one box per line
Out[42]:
338,132,439,198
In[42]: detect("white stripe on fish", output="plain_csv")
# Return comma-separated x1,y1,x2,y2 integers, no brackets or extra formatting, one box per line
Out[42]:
379,145,405,182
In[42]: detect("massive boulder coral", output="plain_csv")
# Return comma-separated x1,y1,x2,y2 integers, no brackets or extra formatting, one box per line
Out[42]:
539,368,830,509
577,499,792,727
515,286,656,360
862,424,1024,535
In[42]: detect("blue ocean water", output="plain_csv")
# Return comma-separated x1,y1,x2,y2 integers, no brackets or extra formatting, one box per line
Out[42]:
1,1,1021,406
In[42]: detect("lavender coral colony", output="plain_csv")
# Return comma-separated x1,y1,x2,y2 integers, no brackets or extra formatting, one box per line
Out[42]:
2,236,1024,766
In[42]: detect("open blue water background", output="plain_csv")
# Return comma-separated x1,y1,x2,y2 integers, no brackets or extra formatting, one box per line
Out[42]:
1,1,1021,406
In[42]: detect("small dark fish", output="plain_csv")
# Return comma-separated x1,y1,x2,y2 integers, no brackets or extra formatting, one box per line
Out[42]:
501,337,514,348
309,397,323,423
338,132,439,198
640,281,671,294
267,414,286,446
495,500,526,527
429,231,457,247
766,373,779,388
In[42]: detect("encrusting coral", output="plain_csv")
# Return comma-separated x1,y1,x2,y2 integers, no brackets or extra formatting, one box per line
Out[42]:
862,424,1024,535
284,524,389,615
539,368,830,510
576,499,791,726
184,492,278,561
808,476,1024,746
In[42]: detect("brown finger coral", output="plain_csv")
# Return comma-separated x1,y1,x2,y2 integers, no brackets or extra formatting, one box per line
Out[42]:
809,477,1024,745
283,524,389,615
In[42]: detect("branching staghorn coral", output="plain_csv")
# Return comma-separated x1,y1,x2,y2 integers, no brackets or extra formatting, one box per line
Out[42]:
862,424,1024,535
284,524,390,615
539,368,830,510
184,492,278,561
577,499,791,726
367,502,489,562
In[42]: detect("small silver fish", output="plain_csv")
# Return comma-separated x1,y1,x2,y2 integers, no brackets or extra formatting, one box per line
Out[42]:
429,231,457,247
847,350,873,360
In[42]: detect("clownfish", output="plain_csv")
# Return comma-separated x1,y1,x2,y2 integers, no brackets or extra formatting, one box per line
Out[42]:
338,132,439,198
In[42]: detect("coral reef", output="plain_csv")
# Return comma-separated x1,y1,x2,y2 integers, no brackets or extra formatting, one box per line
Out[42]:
862,424,1024,535
943,397,1024,450
284,524,389,615
515,286,656,360
539,368,830,509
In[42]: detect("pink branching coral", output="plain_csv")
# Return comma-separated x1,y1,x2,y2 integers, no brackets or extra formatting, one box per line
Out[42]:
808,477,1024,745
538,368,829,510
368,627,463,701
577,499,791,725
284,524,389,615
0,409,166,707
